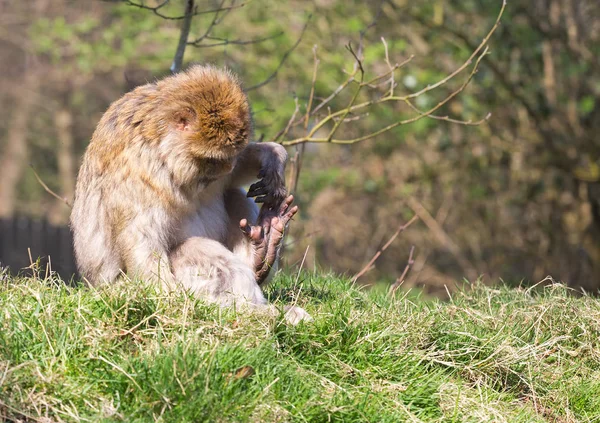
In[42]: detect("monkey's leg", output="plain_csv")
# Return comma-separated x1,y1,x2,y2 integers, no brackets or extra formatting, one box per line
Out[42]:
170,236,310,324
170,236,266,306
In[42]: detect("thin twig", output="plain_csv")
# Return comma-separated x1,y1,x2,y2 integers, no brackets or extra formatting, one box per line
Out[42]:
325,43,365,142
189,32,284,48
30,164,72,208
246,15,311,91
304,45,319,129
405,0,505,100
403,98,492,126
289,45,319,193
389,246,415,295
280,97,301,194
273,96,300,143
381,37,395,97
352,215,419,283
310,73,355,116
186,0,227,46
274,97,300,142
406,196,479,282
122,0,247,20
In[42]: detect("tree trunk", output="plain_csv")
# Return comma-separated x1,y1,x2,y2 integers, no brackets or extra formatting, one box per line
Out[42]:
0,71,39,218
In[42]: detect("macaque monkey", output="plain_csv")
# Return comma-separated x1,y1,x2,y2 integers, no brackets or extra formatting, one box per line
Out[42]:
70,65,310,324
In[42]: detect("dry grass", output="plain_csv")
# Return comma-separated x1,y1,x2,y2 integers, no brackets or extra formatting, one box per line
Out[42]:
0,266,599,422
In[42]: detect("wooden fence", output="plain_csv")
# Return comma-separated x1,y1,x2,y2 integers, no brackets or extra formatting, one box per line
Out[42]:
0,217,78,281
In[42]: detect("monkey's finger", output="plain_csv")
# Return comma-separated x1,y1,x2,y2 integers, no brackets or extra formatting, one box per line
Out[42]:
248,181,265,193
259,212,273,236
251,226,264,242
282,205,299,223
258,225,285,279
249,181,265,191
253,195,268,204
270,205,298,235
278,195,295,214
239,219,264,242
239,219,251,235
247,186,269,197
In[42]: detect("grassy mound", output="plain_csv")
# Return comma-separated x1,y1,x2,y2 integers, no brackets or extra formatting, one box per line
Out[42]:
0,268,599,422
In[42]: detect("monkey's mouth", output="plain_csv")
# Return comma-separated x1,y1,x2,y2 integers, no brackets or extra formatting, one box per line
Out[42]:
201,157,235,177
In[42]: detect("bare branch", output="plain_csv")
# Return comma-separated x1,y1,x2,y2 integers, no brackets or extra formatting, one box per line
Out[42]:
282,45,490,146
405,0,505,100
185,0,229,47
310,74,355,116
403,99,492,126
246,16,311,91
287,44,319,194
357,0,385,57
122,0,247,20
406,197,479,282
324,43,365,142
29,164,72,208
352,215,419,283
389,246,415,295
381,37,397,97
304,45,319,129
189,32,284,48
273,96,300,143
274,1,505,146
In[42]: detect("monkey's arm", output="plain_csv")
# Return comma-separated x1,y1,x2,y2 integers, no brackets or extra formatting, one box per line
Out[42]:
227,142,288,207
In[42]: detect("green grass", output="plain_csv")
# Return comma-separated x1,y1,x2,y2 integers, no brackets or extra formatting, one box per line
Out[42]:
1,267,600,422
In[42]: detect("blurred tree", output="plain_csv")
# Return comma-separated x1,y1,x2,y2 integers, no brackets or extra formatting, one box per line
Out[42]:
399,0,600,289
291,0,600,291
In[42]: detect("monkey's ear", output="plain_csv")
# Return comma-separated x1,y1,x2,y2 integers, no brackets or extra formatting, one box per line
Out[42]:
173,108,196,131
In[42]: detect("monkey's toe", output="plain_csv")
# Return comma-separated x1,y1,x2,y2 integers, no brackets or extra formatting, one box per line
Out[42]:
283,305,313,325
239,219,263,243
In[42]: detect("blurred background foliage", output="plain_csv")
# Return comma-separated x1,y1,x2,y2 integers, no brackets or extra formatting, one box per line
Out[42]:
0,0,599,294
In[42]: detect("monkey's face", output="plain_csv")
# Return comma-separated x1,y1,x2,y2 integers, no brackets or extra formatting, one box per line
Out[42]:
175,104,251,161
167,68,252,162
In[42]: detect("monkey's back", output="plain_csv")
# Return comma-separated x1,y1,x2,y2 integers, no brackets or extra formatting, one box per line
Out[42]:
71,82,172,283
